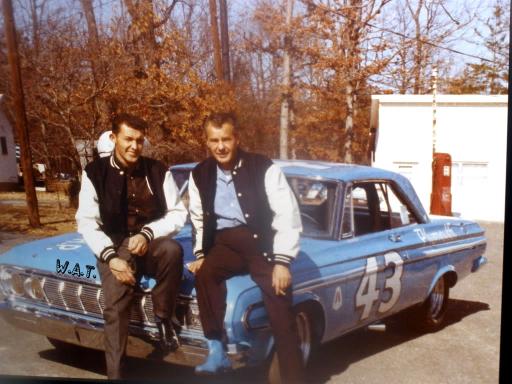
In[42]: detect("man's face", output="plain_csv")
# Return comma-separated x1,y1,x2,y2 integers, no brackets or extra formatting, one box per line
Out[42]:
112,123,145,167
205,122,239,170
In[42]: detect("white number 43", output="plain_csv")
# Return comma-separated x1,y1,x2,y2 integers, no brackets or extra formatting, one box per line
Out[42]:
355,251,404,320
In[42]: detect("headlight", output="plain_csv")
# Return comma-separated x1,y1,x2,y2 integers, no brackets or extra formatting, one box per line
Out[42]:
11,273,25,296
0,267,45,300
24,277,45,300
0,266,12,296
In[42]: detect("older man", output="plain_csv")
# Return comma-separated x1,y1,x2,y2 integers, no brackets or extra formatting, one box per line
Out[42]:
187,112,304,383
76,113,187,379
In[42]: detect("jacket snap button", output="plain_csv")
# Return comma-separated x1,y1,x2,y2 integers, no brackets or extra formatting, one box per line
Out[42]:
237,192,242,197
244,213,249,218
253,234,258,239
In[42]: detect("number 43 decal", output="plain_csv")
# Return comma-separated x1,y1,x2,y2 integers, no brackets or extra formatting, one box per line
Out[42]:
355,251,404,320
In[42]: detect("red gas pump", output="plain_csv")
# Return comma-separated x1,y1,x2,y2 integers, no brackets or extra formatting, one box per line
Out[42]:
430,152,452,216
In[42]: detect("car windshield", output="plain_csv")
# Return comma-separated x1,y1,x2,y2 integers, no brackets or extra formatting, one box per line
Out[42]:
171,168,338,239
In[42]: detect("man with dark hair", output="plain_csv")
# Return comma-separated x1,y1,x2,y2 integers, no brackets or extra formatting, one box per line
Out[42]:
76,113,187,379
187,112,305,383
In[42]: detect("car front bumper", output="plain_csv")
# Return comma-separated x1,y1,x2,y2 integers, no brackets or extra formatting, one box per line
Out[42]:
0,300,213,366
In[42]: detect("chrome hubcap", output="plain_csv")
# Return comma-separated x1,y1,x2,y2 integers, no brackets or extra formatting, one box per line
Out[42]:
296,312,312,364
429,278,445,319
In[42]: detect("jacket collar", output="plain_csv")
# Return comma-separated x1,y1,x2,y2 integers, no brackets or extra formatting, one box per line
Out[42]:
110,153,143,173
208,148,245,171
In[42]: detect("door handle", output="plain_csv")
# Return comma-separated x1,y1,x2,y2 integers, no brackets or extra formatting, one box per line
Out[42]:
388,233,402,242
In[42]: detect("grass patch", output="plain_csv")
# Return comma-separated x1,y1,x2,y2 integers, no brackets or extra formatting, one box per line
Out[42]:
0,191,77,237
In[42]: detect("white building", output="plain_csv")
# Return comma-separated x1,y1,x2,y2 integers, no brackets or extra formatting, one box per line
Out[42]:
371,94,508,222
0,95,19,191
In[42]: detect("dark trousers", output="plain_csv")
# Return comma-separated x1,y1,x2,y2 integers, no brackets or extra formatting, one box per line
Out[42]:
195,226,304,383
97,236,183,379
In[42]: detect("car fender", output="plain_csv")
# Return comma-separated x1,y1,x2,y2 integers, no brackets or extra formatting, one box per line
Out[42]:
428,265,457,295
262,292,326,361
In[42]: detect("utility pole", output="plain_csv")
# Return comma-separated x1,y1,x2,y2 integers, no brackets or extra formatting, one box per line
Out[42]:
3,0,41,227
432,65,437,154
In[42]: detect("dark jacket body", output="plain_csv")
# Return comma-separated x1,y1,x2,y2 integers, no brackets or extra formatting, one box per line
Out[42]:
191,150,275,259
84,155,168,246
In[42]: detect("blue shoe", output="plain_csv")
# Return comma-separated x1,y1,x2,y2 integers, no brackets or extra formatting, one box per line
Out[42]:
195,339,232,375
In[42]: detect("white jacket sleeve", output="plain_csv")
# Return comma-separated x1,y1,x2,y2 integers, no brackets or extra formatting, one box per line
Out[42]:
188,172,205,259
75,171,114,260
142,171,187,240
264,163,302,265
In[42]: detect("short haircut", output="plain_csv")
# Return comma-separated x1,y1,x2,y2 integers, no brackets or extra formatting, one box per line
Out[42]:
203,112,237,131
112,113,148,134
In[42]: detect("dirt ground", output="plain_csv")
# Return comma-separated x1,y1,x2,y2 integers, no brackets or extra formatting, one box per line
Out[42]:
0,191,77,236
0,223,503,383
0,193,504,383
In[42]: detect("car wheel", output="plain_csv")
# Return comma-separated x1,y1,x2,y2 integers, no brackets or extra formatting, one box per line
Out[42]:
414,276,450,332
267,306,315,384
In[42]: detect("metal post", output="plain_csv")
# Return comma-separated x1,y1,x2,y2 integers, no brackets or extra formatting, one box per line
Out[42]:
432,66,437,154
2,0,41,227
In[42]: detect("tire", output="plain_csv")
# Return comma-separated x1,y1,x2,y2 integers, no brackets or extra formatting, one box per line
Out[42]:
267,306,316,384
413,275,450,332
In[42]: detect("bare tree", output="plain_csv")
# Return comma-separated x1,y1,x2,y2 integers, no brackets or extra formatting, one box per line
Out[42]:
279,0,293,159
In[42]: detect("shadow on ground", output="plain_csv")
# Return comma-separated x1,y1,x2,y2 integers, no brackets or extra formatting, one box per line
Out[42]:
305,298,489,383
36,298,489,383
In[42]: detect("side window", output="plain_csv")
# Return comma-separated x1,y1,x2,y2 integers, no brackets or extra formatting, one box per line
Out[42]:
350,184,376,236
375,182,417,229
341,186,353,238
342,181,417,237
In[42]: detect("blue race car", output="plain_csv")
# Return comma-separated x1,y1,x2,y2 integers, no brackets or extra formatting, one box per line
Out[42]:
0,161,487,382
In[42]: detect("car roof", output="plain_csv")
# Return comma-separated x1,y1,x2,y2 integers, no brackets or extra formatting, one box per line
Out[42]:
171,159,400,183
171,159,429,222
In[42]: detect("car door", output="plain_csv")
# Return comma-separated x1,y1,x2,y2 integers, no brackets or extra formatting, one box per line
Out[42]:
322,180,426,340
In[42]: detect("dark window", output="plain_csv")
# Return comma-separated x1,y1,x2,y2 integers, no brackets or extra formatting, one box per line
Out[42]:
342,181,418,237
1,137,7,155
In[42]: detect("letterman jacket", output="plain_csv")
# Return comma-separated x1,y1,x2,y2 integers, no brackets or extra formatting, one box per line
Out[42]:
76,154,187,263
188,150,302,266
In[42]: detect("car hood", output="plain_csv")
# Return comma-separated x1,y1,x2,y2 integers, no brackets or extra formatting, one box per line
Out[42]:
0,227,334,297
0,228,198,294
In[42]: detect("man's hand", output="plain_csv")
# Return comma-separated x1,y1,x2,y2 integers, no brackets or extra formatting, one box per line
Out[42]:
272,264,291,296
128,234,148,256
109,257,136,285
188,258,205,274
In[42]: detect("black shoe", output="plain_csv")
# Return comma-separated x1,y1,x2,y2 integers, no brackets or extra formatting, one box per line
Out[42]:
156,318,180,353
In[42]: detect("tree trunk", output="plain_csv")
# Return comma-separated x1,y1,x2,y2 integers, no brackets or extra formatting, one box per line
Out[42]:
279,0,293,160
208,0,223,81
342,0,362,163
29,0,41,56
219,0,231,82
409,0,424,94
3,0,41,227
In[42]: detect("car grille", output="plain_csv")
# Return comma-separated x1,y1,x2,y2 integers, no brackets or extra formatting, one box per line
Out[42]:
7,268,202,331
